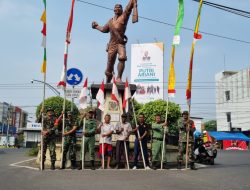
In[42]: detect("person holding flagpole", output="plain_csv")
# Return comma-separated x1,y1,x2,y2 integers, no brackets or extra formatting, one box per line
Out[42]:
97,114,114,169
78,109,97,170
177,111,197,170
114,113,132,169
37,108,57,170
151,114,168,170
132,113,151,170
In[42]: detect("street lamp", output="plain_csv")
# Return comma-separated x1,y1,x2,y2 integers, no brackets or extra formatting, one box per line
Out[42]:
31,79,60,96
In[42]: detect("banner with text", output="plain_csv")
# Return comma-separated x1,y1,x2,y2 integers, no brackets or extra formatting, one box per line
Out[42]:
131,43,164,103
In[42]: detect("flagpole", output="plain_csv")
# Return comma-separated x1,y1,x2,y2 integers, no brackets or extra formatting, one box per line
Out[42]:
185,105,191,169
61,89,66,169
40,72,46,170
131,99,146,170
160,97,169,170
81,117,86,170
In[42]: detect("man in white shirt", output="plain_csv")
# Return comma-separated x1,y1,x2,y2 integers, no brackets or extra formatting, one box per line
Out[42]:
114,113,132,169
98,114,114,169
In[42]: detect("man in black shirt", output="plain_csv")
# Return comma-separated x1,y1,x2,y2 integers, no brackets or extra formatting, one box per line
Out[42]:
132,113,151,169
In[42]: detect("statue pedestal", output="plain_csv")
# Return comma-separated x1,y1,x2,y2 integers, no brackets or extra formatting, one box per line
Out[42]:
91,83,137,124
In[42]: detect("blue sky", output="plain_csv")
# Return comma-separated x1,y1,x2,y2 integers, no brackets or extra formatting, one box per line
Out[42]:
0,0,249,121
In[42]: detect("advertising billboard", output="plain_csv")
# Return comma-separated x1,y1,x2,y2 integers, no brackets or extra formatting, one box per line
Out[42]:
131,43,164,103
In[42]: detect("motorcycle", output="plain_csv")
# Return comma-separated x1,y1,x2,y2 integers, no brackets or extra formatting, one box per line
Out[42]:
194,140,217,165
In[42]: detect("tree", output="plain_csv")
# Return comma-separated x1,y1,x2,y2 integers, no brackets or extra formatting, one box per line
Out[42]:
135,100,181,134
36,96,79,120
204,120,217,131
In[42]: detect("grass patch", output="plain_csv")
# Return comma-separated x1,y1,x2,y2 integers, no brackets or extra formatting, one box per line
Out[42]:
27,147,39,156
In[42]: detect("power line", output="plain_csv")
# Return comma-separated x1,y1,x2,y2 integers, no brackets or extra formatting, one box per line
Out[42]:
76,0,250,44
192,0,250,18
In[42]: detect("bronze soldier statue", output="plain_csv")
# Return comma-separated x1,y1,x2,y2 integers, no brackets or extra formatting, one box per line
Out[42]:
92,0,138,83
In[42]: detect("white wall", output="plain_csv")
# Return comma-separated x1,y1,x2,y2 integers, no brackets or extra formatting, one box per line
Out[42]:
216,69,250,131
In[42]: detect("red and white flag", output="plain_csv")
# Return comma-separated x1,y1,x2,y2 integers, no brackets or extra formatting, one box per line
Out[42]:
96,80,105,111
111,77,119,103
57,0,75,89
79,78,88,109
122,78,131,112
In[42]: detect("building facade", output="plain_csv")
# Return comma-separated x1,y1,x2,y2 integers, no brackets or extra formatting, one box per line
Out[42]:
215,69,250,131
0,102,28,135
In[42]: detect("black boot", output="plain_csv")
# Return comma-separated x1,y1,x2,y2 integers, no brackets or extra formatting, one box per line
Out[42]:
152,162,157,170
50,162,55,170
91,160,95,170
163,163,170,169
190,162,197,170
41,161,45,170
78,161,82,170
177,162,182,169
71,161,76,170
60,161,66,170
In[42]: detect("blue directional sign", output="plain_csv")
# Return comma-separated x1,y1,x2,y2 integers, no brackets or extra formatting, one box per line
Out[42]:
66,68,83,86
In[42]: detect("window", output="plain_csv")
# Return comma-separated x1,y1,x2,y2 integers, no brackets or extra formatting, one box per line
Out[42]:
225,90,230,101
226,112,231,122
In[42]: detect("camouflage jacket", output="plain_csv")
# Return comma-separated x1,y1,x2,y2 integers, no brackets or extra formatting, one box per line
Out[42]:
178,119,196,143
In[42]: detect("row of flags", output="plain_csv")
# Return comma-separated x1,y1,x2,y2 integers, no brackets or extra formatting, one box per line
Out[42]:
79,78,131,113
39,0,204,111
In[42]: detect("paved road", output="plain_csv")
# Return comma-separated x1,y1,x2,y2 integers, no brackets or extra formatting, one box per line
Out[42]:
0,148,250,190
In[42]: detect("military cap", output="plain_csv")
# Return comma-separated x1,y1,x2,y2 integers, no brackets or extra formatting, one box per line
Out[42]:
182,111,189,116
46,107,54,112
121,113,127,118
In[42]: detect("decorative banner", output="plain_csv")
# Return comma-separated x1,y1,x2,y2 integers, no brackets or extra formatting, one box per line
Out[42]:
167,46,176,97
40,0,46,73
186,0,203,106
131,43,164,103
173,0,184,45
167,0,184,97
223,140,248,151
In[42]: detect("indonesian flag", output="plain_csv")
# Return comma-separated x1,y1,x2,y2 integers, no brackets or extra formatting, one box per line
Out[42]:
111,77,119,103
122,78,131,112
57,0,75,88
96,80,105,111
79,78,88,109
57,43,68,88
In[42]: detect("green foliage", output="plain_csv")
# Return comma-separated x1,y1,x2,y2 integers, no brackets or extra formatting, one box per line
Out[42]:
133,99,181,134
36,96,79,120
204,120,217,131
17,134,24,146
27,147,39,157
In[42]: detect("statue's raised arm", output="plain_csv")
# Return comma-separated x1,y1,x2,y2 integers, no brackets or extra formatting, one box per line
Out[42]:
91,0,139,83
124,0,138,23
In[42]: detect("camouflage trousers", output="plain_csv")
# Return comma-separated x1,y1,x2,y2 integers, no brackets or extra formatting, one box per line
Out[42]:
152,140,167,163
80,137,95,161
62,137,76,162
177,142,195,163
42,137,56,162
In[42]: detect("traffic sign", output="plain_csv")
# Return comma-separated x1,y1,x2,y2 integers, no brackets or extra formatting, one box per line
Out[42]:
65,88,81,98
66,68,83,86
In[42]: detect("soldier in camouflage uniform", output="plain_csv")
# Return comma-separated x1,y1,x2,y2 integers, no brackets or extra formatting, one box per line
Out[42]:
78,109,97,170
37,108,57,170
59,111,78,169
151,114,168,170
177,111,197,170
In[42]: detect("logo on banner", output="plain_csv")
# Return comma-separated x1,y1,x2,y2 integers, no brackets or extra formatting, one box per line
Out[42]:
142,51,151,61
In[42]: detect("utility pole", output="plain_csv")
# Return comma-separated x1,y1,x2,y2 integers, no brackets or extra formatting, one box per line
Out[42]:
6,104,12,147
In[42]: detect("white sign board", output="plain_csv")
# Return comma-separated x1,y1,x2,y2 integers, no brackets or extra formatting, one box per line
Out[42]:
26,122,42,129
131,43,164,103
65,88,81,98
